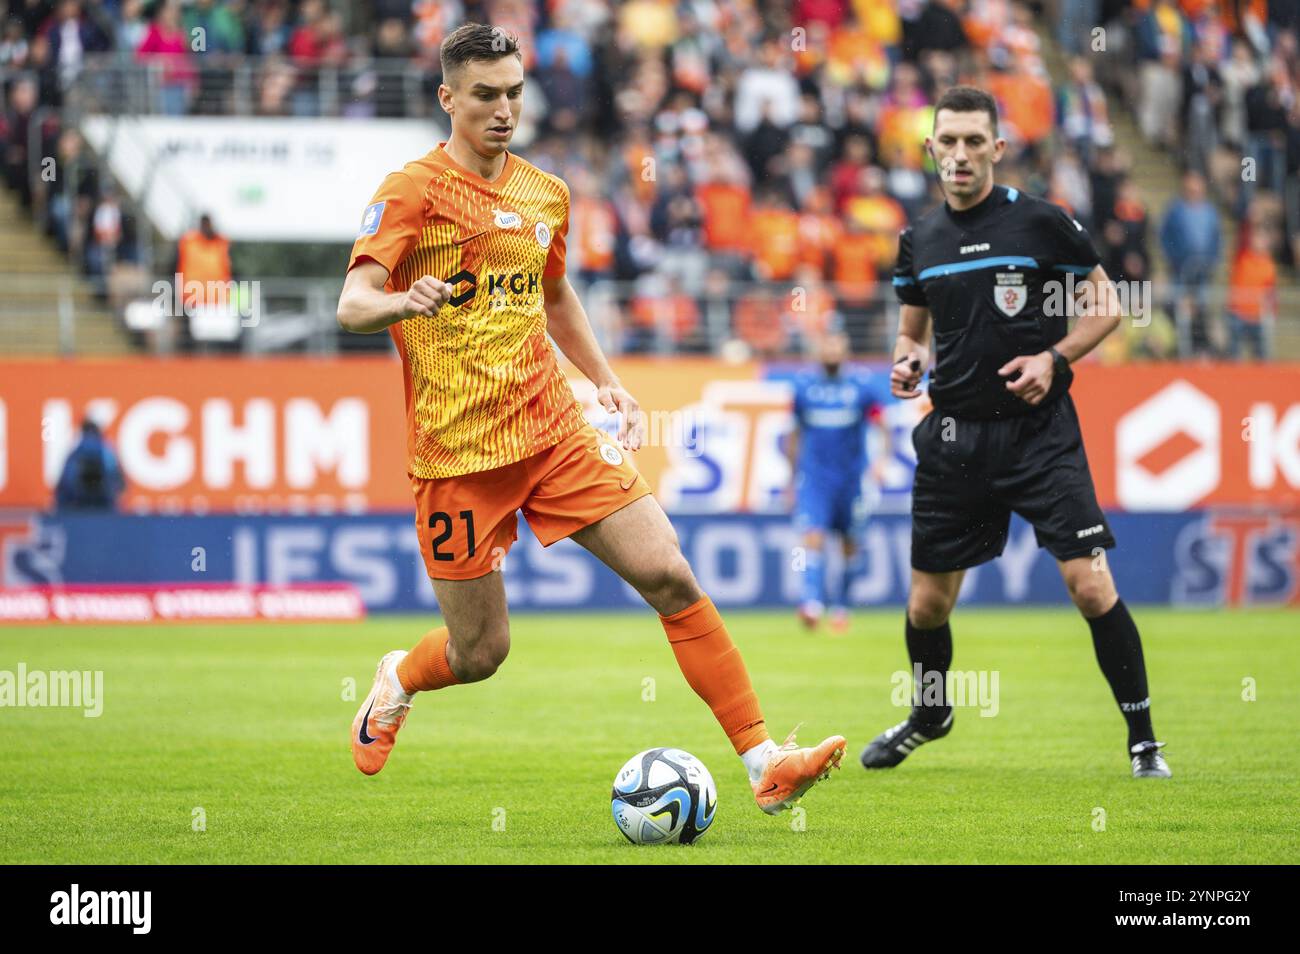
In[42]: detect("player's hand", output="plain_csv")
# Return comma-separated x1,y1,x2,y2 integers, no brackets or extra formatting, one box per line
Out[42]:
891,350,926,399
999,351,1054,406
597,382,645,452
400,275,455,318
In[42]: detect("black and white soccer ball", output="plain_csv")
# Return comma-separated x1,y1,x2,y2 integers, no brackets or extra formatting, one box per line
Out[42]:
611,747,717,845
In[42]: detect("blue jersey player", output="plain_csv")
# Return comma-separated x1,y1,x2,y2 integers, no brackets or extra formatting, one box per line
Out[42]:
786,332,892,632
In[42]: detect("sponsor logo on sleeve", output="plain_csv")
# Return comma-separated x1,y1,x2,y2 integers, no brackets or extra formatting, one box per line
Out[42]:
359,201,385,237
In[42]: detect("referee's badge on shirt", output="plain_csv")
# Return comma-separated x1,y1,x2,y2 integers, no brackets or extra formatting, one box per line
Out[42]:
994,271,1027,317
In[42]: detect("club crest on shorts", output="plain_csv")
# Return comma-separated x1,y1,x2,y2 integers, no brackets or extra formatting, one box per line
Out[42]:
994,271,1027,317
535,221,552,249
599,442,623,466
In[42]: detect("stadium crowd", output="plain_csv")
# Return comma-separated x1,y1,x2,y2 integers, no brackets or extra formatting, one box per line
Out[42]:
0,0,1296,358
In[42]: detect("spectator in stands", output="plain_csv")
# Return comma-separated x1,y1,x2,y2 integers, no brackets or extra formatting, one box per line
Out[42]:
1160,170,1222,355
795,185,839,277
1219,37,1260,153
137,0,195,116
2,75,37,207
1227,225,1277,359
85,183,122,290
1181,37,1223,178
46,127,97,253
115,0,148,54
1087,144,1124,232
1057,0,1100,56
1,0,1292,363
648,162,704,288
829,133,872,214
0,16,30,67
734,39,801,134
694,152,751,277
1059,55,1113,165
572,166,620,288
56,418,125,512
248,0,292,57
844,164,906,272
1243,55,1290,204
1102,177,1151,287
1135,0,1192,149
1048,144,1092,222
829,214,879,346
741,100,791,184
45,0,111,91
789,94,835,175
185,0,246,114
900,0,968,62
538,43,585,135
749,188,801,283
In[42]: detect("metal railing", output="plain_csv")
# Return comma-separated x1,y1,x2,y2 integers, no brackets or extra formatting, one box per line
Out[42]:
1,272,1295,361
54,54,438,120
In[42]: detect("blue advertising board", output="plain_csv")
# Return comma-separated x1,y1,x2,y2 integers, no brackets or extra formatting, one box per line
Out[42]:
4,509,1297,611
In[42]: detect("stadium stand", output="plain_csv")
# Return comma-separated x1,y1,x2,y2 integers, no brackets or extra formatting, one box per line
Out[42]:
0,0,1296,358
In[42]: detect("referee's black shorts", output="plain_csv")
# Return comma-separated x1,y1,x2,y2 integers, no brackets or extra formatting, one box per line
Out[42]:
910,393,1115,573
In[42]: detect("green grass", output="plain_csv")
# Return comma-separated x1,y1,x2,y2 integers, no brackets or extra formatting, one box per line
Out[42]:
1,609,1296,864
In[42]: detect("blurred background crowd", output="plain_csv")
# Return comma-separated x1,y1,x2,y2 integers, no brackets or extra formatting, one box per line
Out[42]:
1,0,1297,360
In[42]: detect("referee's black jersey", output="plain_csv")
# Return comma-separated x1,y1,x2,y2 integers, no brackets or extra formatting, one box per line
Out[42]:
893,184,1101,420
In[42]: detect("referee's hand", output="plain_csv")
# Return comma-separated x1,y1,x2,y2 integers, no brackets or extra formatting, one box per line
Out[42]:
890,351,925,399
999,352,1054,406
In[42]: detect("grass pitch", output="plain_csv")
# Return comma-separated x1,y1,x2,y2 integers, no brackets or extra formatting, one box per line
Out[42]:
1,608,1296,864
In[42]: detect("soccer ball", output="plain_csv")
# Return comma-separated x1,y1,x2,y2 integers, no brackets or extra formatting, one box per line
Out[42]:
611,747,717,845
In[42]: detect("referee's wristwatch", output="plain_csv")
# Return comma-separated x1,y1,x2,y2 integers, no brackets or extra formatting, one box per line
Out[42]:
1047,346,1070,378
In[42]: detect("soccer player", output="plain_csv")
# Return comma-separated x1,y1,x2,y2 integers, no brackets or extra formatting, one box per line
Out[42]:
786,330,892,632
335,24,845,813
861,86,1171,778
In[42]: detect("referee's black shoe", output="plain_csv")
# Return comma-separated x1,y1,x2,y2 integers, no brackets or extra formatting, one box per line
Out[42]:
860,708,954,769
1130,740,1172,778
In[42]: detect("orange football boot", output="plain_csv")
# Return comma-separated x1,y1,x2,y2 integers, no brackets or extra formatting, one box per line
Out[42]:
828,608,850,636
351,650,413,776
752,726,847,814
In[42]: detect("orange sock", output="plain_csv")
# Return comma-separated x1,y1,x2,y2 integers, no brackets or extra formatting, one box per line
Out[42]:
660,596,770,755
396,627,461,693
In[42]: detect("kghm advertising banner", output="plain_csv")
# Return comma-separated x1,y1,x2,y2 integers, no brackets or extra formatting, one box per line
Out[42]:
3,359,1298,514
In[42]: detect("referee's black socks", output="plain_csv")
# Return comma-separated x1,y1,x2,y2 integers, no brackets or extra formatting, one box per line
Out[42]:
905,616,953,726
1085,598,1156,748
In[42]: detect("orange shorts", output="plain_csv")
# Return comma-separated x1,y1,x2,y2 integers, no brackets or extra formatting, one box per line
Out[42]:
411,423,653,580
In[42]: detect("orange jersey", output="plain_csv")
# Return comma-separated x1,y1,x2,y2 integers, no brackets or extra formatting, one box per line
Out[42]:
1228,248,1276,320
348,143,586,479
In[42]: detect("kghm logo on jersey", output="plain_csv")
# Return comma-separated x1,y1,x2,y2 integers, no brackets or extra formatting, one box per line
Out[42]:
445,270,542,308
493,208,521,229
994,271,1027,317
535,221,552,249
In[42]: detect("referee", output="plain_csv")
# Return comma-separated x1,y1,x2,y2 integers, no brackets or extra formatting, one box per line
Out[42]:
861,87,1170,778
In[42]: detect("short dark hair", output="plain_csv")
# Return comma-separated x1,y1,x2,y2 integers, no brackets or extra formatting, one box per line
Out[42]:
439,23,521,84
933,86,999,135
